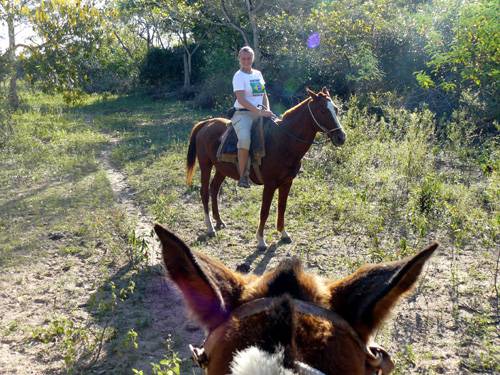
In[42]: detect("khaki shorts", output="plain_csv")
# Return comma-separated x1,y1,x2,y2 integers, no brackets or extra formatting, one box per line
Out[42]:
231,111,259,150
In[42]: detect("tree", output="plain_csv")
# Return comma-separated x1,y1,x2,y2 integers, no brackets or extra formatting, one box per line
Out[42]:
158,0,205,89
423,0,499,116
23,0,104,97
0,0,32,109
200,0,316,68
202,0,277,68
116,0,169,50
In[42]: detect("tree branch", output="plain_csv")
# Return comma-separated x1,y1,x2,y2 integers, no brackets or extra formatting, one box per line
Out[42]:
220,0,250,46
113,31,134,60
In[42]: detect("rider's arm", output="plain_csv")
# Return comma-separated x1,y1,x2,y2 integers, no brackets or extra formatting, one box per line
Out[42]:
263,92,270,111
235,91,273,117
235,91,260,114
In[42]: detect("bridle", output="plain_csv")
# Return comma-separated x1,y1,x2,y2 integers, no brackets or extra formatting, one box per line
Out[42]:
307,99,344,137
260,101,344,145
189,297,394,375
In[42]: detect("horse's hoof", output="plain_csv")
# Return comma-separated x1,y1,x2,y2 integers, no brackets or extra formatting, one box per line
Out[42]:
207,231,216,238
280,236,292,244
215,221,226,230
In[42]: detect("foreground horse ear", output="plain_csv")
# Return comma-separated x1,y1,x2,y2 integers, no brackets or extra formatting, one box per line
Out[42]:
321,87,330,96
154,224,245,331
329,242,438,341
306,87,319,99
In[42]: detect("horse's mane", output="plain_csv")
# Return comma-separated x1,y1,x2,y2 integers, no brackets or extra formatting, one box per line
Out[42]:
281,92,329,121
281,98,310,120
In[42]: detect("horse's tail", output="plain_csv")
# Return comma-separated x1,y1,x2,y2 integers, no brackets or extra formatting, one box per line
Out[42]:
186,120,209,185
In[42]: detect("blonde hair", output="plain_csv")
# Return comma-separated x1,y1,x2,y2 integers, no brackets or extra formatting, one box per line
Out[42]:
239,46,255,57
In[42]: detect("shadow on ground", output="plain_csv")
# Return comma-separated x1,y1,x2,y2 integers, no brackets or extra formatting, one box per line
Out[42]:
77,262,203,374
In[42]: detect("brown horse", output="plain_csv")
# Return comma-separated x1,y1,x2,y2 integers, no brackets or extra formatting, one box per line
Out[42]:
186,88,346,250
154,224,438,375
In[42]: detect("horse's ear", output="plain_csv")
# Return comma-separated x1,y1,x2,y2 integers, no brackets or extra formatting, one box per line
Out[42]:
329,242,438,341
306,87,318,100
154,224,245,331
321,87,330,96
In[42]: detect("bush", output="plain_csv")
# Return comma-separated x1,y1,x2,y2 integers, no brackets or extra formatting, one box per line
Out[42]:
139,48,183,87
193,72,233,111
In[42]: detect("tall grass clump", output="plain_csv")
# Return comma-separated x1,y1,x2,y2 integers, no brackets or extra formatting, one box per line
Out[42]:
297,93,497,262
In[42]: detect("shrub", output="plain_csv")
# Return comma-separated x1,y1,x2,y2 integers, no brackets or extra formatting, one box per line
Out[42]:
139,48,183,87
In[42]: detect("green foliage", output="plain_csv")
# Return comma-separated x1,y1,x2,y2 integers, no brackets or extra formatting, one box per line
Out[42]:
419,0,499,121
31,316,99,368
139,47,183,87
127,230,150,266
427,0,499,87
131,335,181,375
22,0,105,99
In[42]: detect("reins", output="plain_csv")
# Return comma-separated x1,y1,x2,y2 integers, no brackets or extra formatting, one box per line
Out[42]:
189,297,394,375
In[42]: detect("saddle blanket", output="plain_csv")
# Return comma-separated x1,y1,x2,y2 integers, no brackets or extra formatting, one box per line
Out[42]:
216,117,271,166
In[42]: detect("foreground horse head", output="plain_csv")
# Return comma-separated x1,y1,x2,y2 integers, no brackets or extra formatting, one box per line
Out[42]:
154,224,438,375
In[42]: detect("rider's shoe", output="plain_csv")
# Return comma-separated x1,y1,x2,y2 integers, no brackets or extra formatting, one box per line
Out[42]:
238,176,251,188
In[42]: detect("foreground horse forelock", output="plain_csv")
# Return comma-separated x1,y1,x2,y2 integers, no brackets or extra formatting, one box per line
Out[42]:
186,87,347,249
154,224,438,375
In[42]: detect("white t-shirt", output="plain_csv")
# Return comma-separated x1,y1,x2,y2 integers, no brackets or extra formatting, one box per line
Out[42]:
232,69,266,109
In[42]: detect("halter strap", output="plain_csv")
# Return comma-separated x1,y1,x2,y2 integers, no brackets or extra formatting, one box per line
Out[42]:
190,297,394,374
307,100,343,136
263,101,343,145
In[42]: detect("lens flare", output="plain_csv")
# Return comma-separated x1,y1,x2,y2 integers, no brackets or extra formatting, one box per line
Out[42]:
307,32,320,49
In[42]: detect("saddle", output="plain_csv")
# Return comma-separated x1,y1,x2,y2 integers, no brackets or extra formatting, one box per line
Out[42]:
216,117,271,183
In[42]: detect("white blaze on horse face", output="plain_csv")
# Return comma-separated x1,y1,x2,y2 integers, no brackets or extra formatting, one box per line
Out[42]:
326,100,343,131
229,346,326,375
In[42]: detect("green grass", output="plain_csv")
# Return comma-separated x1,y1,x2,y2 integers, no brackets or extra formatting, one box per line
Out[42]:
82,92,497,373
1,90,498,374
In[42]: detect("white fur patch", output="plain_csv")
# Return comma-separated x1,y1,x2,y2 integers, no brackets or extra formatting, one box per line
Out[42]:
326,100,343,130
230,346,325,375
230,347,296,375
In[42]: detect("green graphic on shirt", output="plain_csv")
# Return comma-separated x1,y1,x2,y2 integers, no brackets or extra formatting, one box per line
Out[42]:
250,79,265,96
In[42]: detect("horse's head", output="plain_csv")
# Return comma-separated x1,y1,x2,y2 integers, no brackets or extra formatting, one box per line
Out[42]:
155,224,437,375
306,88,346,146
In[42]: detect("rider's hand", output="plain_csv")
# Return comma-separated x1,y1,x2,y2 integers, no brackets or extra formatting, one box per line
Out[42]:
260,109,274,118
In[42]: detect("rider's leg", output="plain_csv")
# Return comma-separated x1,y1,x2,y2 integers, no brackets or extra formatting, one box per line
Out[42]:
232,112,253,188
238,148,249,178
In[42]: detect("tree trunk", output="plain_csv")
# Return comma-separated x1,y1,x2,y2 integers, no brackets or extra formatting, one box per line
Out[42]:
183,53,190,89
247,6,261,68
7,12,19,109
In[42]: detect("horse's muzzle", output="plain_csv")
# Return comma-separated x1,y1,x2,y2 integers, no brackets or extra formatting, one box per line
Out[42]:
330,130,346,146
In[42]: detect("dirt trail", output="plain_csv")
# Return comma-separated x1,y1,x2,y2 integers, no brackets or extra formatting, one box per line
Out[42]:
100,138,161,266
99,138,204,372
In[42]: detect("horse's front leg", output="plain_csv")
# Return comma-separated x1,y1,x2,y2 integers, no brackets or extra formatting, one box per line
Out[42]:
257,184,276,251
277,181,292,244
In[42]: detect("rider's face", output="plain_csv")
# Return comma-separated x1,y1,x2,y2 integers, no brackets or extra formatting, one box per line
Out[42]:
239,52,254,71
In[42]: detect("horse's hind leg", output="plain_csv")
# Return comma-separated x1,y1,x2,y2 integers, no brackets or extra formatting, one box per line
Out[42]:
210,171,226,229
200,162,215,236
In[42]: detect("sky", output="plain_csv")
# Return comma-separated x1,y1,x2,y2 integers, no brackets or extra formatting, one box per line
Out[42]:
0,21,35,53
